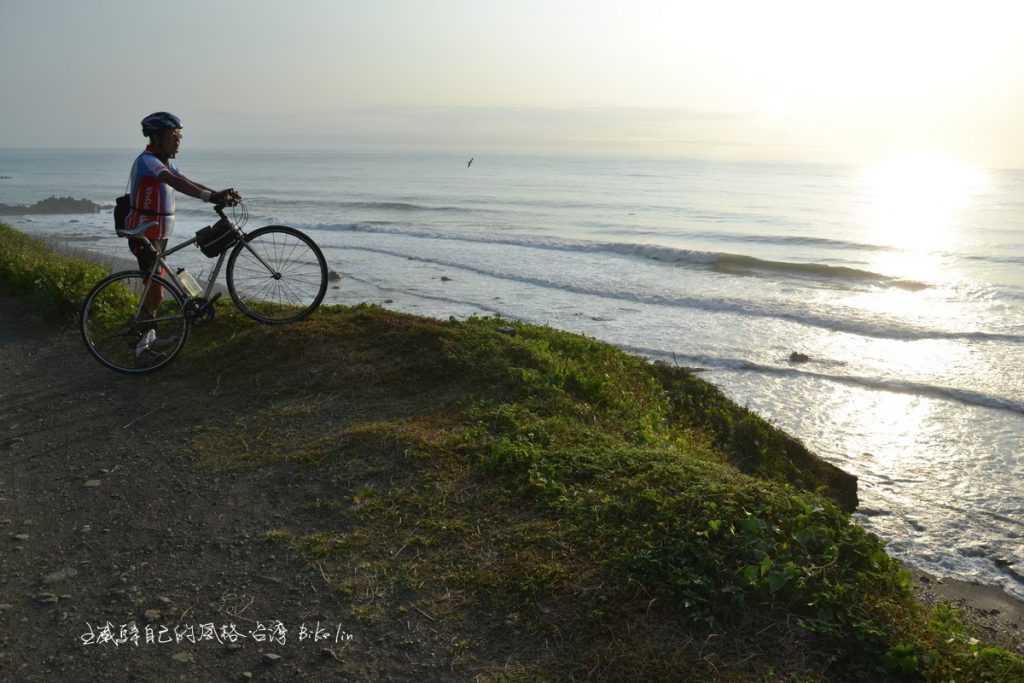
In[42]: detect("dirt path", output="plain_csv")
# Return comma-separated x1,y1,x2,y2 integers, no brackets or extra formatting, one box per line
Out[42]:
0,296,447,682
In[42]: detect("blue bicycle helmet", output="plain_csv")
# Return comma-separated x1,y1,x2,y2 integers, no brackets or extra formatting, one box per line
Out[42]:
141,112,183,137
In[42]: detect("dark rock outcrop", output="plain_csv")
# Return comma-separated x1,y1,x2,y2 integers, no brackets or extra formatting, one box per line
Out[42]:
0,196,101,215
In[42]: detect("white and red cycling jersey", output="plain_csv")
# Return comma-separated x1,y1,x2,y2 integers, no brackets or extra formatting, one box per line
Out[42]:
123,145,182,240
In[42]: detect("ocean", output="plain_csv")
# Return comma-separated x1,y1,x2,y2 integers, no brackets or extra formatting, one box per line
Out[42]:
1,147,1021,602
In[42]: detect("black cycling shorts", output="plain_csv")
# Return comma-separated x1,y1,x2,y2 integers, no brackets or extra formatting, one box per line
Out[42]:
128,238,167,275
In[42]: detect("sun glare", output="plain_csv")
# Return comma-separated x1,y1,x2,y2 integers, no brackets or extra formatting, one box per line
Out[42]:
860,155,989,254
848,155,990,322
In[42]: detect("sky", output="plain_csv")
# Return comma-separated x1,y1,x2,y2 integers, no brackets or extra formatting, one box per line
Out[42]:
1,0,1022,167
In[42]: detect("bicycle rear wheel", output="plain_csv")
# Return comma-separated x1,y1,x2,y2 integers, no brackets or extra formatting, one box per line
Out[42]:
226,225,328,324
80,270,190,374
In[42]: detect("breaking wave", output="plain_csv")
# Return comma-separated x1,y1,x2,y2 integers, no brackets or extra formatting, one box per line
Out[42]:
307,222,930,290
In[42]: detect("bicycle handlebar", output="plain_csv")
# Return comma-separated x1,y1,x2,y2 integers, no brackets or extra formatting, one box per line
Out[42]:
213,197,241,221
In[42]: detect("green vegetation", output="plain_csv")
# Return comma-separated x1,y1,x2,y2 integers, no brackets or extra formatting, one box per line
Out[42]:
0,223,111,321
3,222,1022,681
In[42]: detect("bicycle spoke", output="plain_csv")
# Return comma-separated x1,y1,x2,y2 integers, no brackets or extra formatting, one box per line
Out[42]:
233,264,321,282
253,278,280,303
81,271,189,374
274,280,302,306
280,239,304,270
283,273,324,287
227,227,327,324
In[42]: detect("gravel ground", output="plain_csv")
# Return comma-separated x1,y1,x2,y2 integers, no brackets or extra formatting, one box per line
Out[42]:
0,295,449,682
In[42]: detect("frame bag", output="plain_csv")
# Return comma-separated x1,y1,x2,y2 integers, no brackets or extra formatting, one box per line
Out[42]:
196,219,238,258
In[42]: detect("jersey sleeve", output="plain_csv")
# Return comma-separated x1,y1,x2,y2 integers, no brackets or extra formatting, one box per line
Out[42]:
137,153,170,178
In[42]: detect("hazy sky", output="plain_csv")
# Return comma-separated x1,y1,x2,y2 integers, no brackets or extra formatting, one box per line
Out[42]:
2,0,1022,166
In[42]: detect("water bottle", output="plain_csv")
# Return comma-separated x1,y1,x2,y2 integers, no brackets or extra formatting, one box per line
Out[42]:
176,268,203,298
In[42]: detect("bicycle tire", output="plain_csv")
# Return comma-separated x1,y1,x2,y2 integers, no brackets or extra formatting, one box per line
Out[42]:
80,270,190,374
225,225,328,324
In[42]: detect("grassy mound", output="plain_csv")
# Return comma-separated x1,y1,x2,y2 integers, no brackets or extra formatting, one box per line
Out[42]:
0,223,111,320
194,306,1023,681
3,223,1022,681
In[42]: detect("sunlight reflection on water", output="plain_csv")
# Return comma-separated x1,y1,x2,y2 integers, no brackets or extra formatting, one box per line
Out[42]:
859,155,990,254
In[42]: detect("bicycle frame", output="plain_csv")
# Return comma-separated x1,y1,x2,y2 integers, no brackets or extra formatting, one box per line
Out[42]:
130,233,222,325
132,206,279,324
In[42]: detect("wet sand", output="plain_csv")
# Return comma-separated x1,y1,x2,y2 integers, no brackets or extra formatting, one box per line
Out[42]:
911,568,1023,654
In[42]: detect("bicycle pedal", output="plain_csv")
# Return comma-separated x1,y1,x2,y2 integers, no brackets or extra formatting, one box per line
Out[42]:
197,293,221,313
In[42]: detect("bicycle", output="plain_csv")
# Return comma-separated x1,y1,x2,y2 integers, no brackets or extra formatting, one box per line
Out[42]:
80,199,329,374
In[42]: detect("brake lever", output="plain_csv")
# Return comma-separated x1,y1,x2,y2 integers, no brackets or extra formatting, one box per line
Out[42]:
213,198,241,222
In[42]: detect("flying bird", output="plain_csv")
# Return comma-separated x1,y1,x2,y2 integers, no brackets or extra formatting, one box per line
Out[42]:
467,157,474,168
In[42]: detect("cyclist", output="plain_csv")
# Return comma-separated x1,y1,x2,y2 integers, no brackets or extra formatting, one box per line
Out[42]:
122,111,240,357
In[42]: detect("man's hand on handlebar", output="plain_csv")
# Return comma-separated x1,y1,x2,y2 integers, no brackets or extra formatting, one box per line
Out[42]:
211,188,241,206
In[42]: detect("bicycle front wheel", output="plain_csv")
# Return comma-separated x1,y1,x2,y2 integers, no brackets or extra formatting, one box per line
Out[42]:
226,225,328,324
80,270,190,374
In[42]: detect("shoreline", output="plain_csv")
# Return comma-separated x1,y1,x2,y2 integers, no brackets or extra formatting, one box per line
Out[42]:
911,568,1023,654
38,237,139,272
